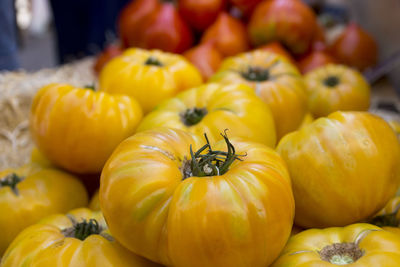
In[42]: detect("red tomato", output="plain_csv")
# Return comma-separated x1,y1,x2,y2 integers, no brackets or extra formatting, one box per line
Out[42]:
118,0,160,48
201,12,249,57
183,41,223,80
297,51,337,74
248,0,317,55
178,0,226,31
138,1,194,53
93,44,123,75
331,22,378,70
257,42,296,64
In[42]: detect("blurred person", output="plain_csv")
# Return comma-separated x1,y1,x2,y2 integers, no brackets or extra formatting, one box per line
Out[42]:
0,0,20,71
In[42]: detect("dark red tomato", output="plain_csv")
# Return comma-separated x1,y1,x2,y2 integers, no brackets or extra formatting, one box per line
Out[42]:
178,0,227,31
201,12,249,57
257,41,296,64
331,22,378,70
297,51,338,74
248,0,318,55
118,0,160,48
183,41,223,80
139,1,194,53
93,44,123,75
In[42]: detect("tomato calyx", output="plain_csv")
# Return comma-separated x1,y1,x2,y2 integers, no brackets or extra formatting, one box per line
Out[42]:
62,218,103,241
84,84,96,91
180,107,208,126
185,131,246,178
0,173,23,195
324,76,340,88
241,66,270,82
370,212,400,228
144,56,164,67
319,242,364,265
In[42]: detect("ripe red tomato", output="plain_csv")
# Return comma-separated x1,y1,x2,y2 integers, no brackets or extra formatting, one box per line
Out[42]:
178,0,226,31
331,22,378,70
93,44,123,75
118,0,160,48
201,12,249,57
257,42,296,64
297,51,337,74
183,41,223,80
248,0,317,55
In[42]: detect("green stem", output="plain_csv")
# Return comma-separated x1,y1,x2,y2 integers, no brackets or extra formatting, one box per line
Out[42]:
63,219,102,241
84,84,95,91
241,66,270,82
180,108,208,126
144,56,163,67
0,173,23,195
324,76,340,87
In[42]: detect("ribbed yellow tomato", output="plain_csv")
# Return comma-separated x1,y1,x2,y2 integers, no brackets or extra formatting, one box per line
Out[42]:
305,64,371,118
298,112,314,129
30,83,143,174
100,128,294,267
272,223,400,266
99,48,203,113
1,208,160,267
0,164,88,255
89,190,101,211
277,111,400,228
210,50,307,139
137,83,276,147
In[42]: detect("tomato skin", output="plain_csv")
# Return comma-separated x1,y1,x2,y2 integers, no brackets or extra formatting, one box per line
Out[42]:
1,208,160,267
138,2,193,53
297,50,337,74
210,50,307,140
305,64,370,118
331,22,378,71
256,41,296,64
93,44,123,75
178,0,226,31
30,83,143,174
272,223,400,266
118,0,160,48
248,0,317,55
137,83,276,147
89,190,101,211
99,48,203,113
100,128,294,266
297,112,314,129
277,111,400,228
0,165,88,255
201,12,250,57
183,41,223,80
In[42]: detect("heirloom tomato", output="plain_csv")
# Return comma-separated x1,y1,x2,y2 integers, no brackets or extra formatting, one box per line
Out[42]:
138,0,193,53
298,112,314,129
99,48,202,113
183,41,223,80
210,50,307,139
370,196,400,233
137,83,276,147
178,0,226,31
118,0,159,48
30,147,53,168
257,41,296,64
200,12,249,57
248,0,317,55
30,83,143,174
331,22,378,71
1,208,159,267
272,223,400,266
277,111,400,228
93,44,123,75
305,64,370,118
89,190,101,211
297,50,337,74
100,128,295,267
0,164,88,255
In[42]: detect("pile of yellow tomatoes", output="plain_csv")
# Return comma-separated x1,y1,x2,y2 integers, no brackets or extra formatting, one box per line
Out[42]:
1,47,400,267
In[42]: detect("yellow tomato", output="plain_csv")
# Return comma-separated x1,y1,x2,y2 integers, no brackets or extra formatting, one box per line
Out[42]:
30,83,143,174
370,196,400,233
0,164,88,255
272,223,400,266
99,48,203,113
298,112,314,129
388,120,400,138
30,147,53,168
100,128,294,267
210,50,307,139
137,83,276,147
89,190,101,211
1,208,160,267
305,64,371,118
277,111,400,228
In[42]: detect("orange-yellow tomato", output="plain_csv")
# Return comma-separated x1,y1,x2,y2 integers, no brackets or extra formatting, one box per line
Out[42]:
1,208,160,267
137,83,276,146
305,64,371,118
272,223,400,266
277,111,400,228
30,83,142,174
210,50,307,139
100,128,294,267
89,190,101,211
0,164,88,255
99,48,203,113
30,147,53,168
